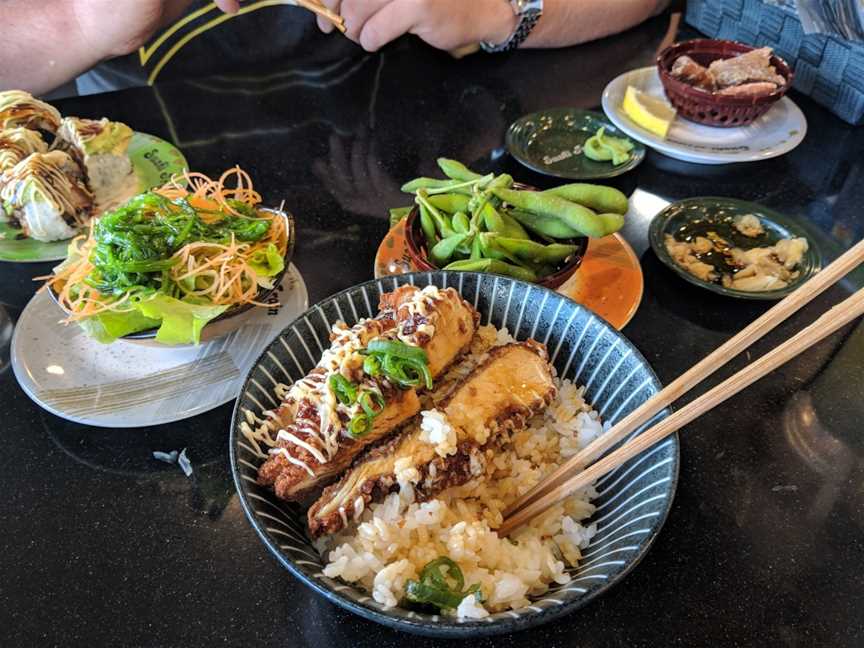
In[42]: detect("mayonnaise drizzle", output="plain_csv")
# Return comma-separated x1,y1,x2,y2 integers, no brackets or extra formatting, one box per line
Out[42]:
266,286,450,474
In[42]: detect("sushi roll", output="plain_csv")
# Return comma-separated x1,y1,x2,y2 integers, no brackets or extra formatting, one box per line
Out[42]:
0,90,62,133
52,117,134,208
0,127,48,175
0,151,93,242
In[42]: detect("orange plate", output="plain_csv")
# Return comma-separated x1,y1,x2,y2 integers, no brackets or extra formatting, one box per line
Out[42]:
374,219,644,330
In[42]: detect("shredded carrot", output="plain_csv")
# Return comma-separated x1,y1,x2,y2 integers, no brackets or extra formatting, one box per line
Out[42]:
46,169,287,323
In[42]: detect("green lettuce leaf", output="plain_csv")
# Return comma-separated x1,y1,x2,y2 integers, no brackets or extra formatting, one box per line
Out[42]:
248,243,284,289
77,308,161,344
136,294,229,345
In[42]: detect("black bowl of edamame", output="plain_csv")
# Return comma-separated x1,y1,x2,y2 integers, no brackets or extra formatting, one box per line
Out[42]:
404,185,589,290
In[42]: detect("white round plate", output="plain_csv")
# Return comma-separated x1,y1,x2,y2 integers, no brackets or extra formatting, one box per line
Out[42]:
12,264,308,428
601,66,807,165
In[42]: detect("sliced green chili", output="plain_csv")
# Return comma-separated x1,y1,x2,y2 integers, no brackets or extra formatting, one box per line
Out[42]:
328,373,357,406
367,339,428,363
348,413,372,438
403,556,483,611
358,389,386,418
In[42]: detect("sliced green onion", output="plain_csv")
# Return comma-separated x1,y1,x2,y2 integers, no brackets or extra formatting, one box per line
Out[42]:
403,556,483,611
359,389,386,418
421,557,464,592
328,373,357,406
348,413,372,439
404,580,464,610
363,354,381,377
366,339,428,364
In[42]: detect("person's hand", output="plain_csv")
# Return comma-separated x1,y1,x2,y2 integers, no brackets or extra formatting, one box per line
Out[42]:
70,0,240,58
315,0,518,52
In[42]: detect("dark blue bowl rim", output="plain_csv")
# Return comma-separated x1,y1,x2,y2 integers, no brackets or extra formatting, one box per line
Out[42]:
229,271,679,638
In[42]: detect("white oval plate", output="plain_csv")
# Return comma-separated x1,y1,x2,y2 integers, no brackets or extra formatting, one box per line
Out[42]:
12,264,308,428
601,66,807,165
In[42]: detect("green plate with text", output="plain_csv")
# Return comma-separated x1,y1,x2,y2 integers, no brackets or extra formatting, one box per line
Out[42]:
506,108,645,180
0,132,187,263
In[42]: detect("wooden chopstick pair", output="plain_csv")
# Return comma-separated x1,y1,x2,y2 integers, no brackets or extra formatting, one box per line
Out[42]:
295,0,346,32
499,238,864,536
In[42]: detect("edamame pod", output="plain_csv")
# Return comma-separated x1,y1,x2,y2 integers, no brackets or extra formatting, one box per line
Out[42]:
417,192,456,238
419,206,438,250
430,233,468,266
401,177,459,193
470,235,483,260
427,193,470,214
494,237,578,264
499,210,530,239
597,212,625,236
444,258,537,283
482,204,529,239
488,173,514,190
508,209,582,239
478,232,509,261
452,211,470,233
437,158,482,182
543,183,628,216
492,188,606,238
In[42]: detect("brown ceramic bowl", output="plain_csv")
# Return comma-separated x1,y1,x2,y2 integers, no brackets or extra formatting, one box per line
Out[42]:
48,207,295,346
656,39,794,128
404,187,588,289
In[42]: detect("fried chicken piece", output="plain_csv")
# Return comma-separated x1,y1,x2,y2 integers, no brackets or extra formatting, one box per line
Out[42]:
708,48,786,89
670,55,716,91
717,82,779,98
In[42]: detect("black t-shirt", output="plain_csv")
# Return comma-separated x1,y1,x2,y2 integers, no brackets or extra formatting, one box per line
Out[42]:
76,2,360,95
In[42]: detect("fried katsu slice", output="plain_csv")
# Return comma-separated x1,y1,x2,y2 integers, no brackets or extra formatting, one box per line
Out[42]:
254,285,479,501
307,341,556,537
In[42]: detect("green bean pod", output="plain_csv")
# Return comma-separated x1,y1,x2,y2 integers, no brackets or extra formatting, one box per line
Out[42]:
492,188,606,238
430,232,468,266
597,212,625,236
478,232,508,261
487,173,514,190
443,258,537,282
508,209,581,240
542,183,629,215
437,158,482,182
481,204,529,239
427,193,470,214
470,235,483,260
401,177,459,194
451,211,471,234
418,205,438,250
494,236,578,264
416,191,455,238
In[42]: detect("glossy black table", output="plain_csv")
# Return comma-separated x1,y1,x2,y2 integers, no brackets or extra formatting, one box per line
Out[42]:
2,17,863,647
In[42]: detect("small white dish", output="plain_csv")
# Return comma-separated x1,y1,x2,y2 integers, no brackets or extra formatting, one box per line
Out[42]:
11,264,308,428
601,66,807,165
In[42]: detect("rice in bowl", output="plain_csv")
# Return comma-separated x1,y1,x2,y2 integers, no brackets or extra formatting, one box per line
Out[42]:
318,324,607,619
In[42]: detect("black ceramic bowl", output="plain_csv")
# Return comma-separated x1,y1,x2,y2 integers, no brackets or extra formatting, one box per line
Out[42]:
230,272,679,637
48,207,295,345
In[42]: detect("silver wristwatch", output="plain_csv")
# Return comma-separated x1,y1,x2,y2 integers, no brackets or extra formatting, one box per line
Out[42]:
481,0,544,53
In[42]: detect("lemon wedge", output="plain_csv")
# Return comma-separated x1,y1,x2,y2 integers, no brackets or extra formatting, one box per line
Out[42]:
621,86,676,139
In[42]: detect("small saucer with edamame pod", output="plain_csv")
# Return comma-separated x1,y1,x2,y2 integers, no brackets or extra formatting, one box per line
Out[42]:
506,108,645,180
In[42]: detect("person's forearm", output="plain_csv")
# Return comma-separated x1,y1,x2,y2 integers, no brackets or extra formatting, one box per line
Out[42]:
1,0,101,95
523,0,670,48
